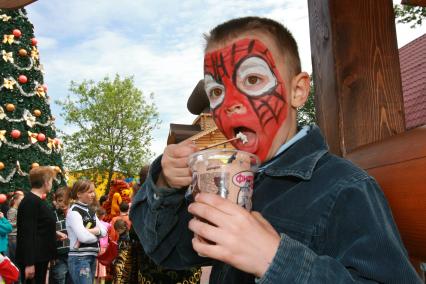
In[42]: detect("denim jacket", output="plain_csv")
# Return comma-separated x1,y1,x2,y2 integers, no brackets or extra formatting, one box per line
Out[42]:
130,126,421,283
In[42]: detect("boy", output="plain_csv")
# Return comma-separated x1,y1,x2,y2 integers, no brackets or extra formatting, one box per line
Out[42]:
130,17,421,283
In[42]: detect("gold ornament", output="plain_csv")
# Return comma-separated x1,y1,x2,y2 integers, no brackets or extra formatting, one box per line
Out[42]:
47,137,54,149
1,50,13,63
3,78,15,90
31,162,39,169
18,49,27,57
28,131,38,144
5,103,15,112
23,110,36,127
2,35,14,45
35,86,45,98
0,162,4,170
0,107,5,120
0,130,6,141
33,109,41,117
31,46,39,60
0,14,11,22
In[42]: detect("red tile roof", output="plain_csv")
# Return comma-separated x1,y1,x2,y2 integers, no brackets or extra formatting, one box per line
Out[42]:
399,33,426,129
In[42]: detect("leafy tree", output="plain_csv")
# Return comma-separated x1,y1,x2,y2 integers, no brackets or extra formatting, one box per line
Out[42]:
394,4,426,28
0,8,65,193
57,75,160,193
297,75,316,126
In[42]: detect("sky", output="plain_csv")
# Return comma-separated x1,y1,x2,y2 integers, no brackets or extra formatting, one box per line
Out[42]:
24,0,426,160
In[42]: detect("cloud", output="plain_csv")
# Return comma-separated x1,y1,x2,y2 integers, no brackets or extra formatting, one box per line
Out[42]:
26,0,426,160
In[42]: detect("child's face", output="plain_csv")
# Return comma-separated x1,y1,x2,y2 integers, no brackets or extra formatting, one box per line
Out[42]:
204,33,293,162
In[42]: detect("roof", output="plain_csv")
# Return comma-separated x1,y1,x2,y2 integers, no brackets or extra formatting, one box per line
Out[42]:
399,33,426,129
167,123,202,144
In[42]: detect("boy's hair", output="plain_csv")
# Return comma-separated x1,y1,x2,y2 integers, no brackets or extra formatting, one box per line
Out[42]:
114,219,127,231
204,16,301,78
9,191,24,207
139,165,149,185
119,201,129,213
70,180,93,200
55,186,70,203
29,166,55,189
96,207,106,218
99,195,108,206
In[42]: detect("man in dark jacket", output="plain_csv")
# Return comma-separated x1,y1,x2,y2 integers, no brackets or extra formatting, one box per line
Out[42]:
16,166,57,283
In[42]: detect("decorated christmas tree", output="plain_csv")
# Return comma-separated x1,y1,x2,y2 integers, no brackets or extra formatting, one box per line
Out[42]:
0,8,65,193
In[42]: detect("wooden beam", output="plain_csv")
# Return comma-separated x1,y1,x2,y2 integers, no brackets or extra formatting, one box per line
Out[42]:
308,0,405,156
401,0,426,7
0,0,37,9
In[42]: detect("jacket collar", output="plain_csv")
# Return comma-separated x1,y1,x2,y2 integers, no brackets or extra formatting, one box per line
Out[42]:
261,125,328,180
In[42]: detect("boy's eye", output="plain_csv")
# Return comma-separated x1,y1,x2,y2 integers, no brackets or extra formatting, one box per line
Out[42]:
236,56,277,97
247,76,259,85
204,74,225,109
212,88,223,97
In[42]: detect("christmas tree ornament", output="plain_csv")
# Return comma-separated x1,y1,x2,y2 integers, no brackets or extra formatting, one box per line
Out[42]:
10,129,21,139
2,78,15,90
0,162,4,170
42,84,48,92
0,130,6,141
37,133,46,142
18,75,27,84
35,86,45,98
18,48,27,57
12,29,21,38
0,194,6,203
28,131,38,143
23,110,36,127
0,108,5,120
5,103,15,112
1,50,13,63
33,109,41,117
0,14,11,22
2,34,14,45
41,193,46,200
30,37,37,46
30,46,39,60
31,162,39,168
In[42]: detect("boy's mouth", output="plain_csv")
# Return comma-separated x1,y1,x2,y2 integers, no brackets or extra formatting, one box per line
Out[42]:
233,127,257,149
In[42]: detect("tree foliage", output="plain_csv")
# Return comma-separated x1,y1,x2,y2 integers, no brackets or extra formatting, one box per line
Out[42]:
297,75,316,126
394,4,426,28
57,75,159,192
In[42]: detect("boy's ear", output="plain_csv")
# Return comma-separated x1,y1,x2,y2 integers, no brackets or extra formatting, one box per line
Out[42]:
289,72,310,108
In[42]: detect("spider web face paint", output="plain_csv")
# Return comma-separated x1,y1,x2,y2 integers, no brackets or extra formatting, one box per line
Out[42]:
204,38,288,161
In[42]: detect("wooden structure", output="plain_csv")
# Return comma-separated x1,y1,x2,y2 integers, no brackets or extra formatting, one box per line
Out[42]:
307,0,426,273
0,0,37,9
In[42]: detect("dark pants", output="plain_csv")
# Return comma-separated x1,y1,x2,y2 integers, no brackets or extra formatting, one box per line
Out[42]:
19,261,48,284
49,255,73,284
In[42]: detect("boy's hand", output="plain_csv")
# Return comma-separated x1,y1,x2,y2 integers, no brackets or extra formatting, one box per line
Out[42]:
188,193,280,278
158,139,198,189
56,231,67,241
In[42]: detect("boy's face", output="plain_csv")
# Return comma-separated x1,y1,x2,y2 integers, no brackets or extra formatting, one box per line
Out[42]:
204,33,293,162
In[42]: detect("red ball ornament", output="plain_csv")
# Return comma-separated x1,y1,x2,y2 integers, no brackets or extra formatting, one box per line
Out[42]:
41,193,47,200
12,29,21,38
10,129,21,139
18,75,28,84
0,194,6,204
37,133,46,142
54,138,61,145
43,84,48,92
31,38,38,46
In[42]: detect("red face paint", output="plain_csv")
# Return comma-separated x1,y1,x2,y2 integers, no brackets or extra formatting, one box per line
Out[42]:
204,38,288,162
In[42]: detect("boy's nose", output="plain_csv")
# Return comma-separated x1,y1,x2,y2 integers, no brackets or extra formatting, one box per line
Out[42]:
225,103,245,115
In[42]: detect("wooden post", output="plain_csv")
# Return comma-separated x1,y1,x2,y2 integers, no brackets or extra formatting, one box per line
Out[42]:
307,0,405,156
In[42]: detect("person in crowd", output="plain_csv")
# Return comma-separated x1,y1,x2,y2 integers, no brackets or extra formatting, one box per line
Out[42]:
49,187,72,284
109,202,131,242
0,212,12,256
130,16,422,283
94,207,110,284
6,192,23,263
66,180,106,284
111,219,130,284
16,166,57,283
